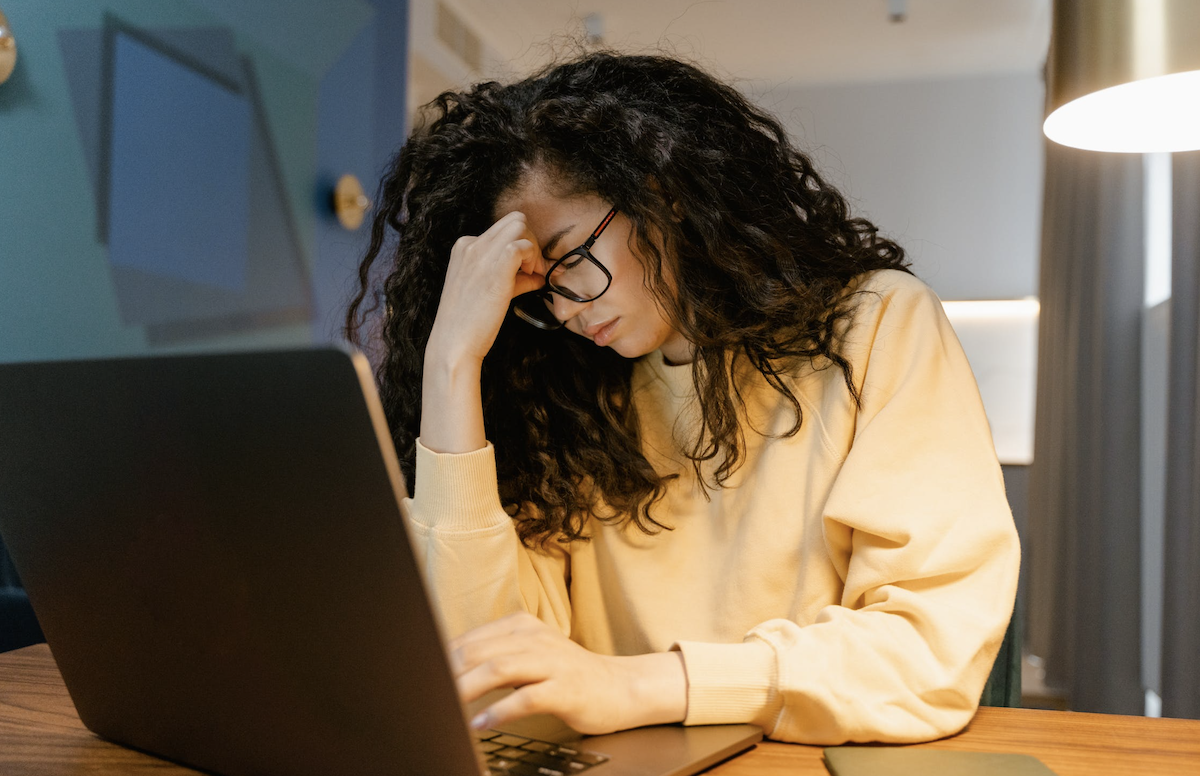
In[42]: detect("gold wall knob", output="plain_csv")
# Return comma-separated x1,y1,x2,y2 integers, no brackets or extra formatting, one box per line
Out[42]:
0,8,17,86
334,174,371,231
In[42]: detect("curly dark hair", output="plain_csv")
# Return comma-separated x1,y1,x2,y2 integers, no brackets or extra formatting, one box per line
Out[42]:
345,51,909,546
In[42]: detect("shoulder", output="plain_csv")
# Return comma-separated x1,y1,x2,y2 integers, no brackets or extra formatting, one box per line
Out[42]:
833,269,960,396
843,269,941,321
838,269,946,343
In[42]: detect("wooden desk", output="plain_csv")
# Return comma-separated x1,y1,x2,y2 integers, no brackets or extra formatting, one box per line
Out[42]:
3,643,1198,775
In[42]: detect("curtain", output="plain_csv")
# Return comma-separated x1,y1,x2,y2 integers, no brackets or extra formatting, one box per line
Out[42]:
1162,150,1200,719
1027,141,1145,714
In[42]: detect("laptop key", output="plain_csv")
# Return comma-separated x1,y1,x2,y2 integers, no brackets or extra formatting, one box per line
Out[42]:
488,757,521,772
520,752,574,770
483,733,606,773
491,734,532,747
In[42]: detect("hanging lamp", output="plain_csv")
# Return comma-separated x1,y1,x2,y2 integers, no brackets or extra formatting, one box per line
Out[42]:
1044,0,1200,153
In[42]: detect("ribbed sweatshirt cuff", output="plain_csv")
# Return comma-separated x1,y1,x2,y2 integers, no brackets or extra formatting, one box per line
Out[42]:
411,438,509,531
673,639,779,727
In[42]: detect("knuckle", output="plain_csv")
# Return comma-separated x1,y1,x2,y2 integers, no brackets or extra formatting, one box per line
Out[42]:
508,685,547,717
455,642,481,668
502,611,533,627
483,655,514,681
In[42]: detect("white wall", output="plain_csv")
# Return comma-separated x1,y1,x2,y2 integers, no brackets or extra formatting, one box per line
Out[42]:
747,72,1045,301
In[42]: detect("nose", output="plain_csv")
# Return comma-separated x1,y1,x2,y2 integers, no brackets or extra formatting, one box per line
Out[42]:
550,294,589,325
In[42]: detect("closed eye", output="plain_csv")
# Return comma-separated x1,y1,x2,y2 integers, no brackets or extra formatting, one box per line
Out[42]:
557,253,587,270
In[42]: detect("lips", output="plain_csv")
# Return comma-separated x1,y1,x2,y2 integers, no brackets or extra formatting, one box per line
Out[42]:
582,318,619,347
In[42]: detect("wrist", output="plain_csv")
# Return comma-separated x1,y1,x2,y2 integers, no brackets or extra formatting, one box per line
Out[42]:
424,335,484,380
420,343,486,454
425,317,489,372
617,652,688,728
423,354,482,391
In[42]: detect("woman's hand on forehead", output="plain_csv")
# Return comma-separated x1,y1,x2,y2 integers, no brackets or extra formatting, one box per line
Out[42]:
426,211,549,368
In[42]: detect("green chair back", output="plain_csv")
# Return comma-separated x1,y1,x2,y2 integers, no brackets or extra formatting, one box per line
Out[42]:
979,602,1022,707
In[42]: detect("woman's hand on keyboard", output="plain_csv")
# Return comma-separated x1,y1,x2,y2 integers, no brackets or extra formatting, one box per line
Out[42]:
449,611,688,735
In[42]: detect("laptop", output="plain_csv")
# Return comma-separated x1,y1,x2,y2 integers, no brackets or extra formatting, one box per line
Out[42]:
0,345,761,776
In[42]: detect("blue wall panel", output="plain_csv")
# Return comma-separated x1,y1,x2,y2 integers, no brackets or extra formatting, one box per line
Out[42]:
0,0,405,358
107,30,251,292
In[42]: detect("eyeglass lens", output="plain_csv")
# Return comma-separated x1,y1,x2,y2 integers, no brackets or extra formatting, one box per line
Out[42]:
547,251,610,301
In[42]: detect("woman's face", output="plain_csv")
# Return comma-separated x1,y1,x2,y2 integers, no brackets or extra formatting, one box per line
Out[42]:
495,174,692,364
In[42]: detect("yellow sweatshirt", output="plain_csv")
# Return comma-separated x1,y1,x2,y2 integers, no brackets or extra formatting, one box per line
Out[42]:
402,269,1021,745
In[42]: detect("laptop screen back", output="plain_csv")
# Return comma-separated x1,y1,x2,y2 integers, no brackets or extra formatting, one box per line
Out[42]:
0,347,480,776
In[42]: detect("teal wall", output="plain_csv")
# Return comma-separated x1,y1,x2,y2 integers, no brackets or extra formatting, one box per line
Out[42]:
0,0,406,362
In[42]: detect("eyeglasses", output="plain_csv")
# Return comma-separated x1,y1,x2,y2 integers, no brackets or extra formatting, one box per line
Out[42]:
512,208,618,330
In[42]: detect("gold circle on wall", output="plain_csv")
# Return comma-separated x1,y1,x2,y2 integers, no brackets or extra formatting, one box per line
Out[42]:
334,174,371,231
0,9,17,86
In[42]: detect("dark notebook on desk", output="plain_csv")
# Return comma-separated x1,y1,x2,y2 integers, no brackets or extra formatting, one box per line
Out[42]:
824,746,1058,776
0,346,761,776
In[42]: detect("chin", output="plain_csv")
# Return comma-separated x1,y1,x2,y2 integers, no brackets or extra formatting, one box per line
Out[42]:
610,339,653,359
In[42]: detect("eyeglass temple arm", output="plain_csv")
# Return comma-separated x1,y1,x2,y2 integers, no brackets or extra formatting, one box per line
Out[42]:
582,208,618,249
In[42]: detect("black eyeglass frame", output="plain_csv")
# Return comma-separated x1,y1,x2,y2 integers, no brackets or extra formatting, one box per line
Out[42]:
512,207,619,330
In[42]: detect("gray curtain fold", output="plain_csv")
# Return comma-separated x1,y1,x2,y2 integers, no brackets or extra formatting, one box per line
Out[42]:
1028,141,1145,714
1162,150,1200,719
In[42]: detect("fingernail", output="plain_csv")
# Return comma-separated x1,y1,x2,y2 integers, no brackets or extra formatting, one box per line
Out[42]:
470,712,489,731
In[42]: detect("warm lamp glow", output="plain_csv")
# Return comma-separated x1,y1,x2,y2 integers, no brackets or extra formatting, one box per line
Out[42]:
1044,70,1200,153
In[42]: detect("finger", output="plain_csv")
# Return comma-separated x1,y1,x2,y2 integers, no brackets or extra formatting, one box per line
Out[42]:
505,237,540,271
491,217,550,278
448,612,543,656
451,628,554,680
457,648,555,706
449,623,549,678
474,211,531,253
511,242,550,298
512,273,548,299
470,683,556,731
514,244,552,279
448,216,525,268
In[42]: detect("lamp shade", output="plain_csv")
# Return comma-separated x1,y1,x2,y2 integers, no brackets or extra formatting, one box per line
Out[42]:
1044,0,1200,153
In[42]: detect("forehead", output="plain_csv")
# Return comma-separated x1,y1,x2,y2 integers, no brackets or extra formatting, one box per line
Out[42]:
493,169,606,234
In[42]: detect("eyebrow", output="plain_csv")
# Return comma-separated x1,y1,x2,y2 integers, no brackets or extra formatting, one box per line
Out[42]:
541,223,577,259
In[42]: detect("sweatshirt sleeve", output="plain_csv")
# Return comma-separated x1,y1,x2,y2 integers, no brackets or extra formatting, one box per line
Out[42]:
673,272,1021,744
401,440,572,641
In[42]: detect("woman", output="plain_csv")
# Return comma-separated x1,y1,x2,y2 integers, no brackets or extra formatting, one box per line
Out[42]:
345,52,1019,745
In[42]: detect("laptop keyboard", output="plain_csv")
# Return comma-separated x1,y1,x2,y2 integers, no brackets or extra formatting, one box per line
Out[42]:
475,729,609,775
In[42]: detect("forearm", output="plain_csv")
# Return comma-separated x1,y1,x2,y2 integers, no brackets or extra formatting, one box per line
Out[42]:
417,210,546,456
403,440,574,640
420,339,486,454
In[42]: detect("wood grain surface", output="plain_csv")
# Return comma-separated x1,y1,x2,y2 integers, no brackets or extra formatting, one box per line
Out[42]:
3,644,1198,775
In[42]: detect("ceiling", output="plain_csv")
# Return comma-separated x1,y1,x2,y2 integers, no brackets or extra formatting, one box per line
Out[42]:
444,0,1052,87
